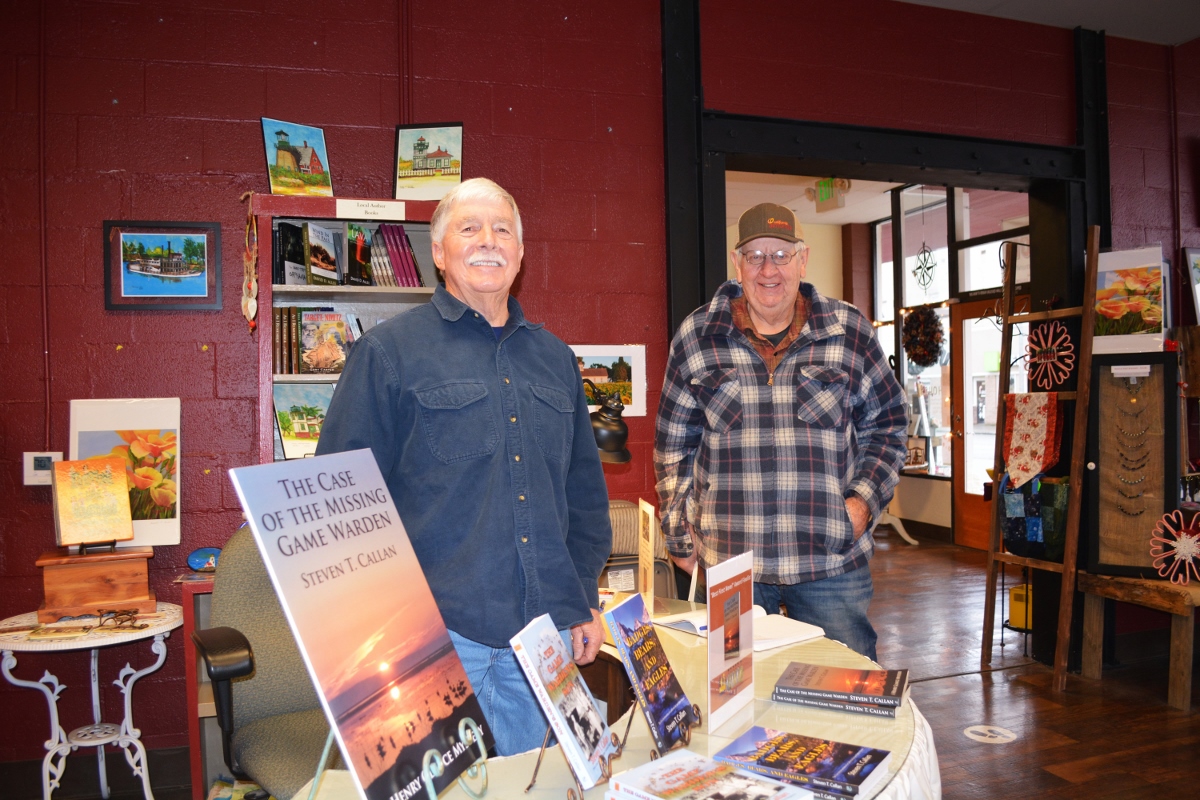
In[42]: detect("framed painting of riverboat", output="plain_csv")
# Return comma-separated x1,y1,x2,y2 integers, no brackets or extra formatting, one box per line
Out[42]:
104,221,222,311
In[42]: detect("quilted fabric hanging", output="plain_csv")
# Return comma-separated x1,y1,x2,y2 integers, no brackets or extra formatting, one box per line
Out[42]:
1003,393,1062,488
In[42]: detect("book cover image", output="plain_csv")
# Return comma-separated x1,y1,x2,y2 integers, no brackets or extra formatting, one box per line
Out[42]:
775,663,908,708
228,450,492,800
706,551,754,731
273,383,336,459
305,223,340,285
52,457,135,546
602,593,699,753
345,223,373,286
300,312,352,374
714,726,891,796
277,222,308,285
1093,244,1165,354
610,748,810,800
510,614,617,790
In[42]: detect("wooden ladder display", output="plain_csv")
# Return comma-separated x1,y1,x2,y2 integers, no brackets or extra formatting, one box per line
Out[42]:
980,226,1100,694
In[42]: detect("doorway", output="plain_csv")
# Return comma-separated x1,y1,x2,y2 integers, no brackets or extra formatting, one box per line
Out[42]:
950,298,1028,549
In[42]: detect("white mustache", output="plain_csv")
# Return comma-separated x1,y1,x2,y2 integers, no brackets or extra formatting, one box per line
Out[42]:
467,255,507,266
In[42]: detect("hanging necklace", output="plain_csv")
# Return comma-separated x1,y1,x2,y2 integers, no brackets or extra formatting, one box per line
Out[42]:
1121,377,1145,404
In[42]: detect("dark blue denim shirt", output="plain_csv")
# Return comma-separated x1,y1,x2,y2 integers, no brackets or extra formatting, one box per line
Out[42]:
316,286,613,647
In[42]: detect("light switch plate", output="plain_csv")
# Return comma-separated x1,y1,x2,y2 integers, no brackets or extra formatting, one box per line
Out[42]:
23,452,63,486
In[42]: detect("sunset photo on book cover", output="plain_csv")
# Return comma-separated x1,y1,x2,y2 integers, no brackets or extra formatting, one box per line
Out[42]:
229,450,491,800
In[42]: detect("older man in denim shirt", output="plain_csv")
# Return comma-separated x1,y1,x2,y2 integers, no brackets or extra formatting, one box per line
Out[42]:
317,178,612,755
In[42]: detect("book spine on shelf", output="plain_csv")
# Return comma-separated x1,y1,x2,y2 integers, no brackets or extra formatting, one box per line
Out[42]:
272,226,282,285
290,307,301,374
399,225,422,287
384,225,410,286
272,307,282,375
770,691,897,718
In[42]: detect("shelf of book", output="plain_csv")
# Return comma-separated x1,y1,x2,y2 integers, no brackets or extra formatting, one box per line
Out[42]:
272,373,339,384
251,192,437,465
272,284,435,303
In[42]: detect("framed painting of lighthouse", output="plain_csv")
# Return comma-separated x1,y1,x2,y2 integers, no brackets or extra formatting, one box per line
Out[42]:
261,117,334,197
394,122,463,201
103,221,222,311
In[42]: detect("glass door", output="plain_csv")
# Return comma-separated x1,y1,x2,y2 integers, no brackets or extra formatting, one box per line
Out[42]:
951,298,1027,550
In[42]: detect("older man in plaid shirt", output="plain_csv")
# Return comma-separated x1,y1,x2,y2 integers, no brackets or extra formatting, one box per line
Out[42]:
654,202,907,660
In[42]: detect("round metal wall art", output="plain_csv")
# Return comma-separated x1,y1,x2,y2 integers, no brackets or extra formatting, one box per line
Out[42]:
1150,510,1200,585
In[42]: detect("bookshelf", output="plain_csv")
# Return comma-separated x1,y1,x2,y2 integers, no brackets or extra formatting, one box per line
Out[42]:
249,192,439,465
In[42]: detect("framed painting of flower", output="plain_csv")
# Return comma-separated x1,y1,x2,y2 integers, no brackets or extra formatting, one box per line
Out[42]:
69,398,181,548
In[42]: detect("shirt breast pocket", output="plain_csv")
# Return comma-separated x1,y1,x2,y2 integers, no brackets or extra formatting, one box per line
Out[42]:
795,366,849,428
691,368,743,434
415,381,499,464
531,383,575,463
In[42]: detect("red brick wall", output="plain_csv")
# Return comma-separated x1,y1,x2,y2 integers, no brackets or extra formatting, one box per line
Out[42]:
0,0,663,762
1,0,1197,764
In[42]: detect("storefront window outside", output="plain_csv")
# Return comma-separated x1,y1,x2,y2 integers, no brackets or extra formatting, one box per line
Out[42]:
876,321,895,370
955,188,1030,292
961,315,1027,495
900,306,951,477
901,187,949,307
875,220,894,322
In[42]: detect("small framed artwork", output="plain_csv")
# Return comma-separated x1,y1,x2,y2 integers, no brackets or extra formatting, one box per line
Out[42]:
69,398,182,548
261,117,333,196
569,344,648,417
394,122,463,201
1185,247,1200,324
104,221,222,311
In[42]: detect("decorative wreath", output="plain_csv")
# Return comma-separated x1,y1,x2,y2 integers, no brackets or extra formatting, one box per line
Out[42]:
902,307,944,368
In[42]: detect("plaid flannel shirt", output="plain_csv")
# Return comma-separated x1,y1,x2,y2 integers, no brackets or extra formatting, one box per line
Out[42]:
654,280,908,584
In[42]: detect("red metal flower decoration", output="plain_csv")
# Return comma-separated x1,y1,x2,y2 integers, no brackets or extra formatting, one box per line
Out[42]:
1026,321,1075,390
1150,510,1200,585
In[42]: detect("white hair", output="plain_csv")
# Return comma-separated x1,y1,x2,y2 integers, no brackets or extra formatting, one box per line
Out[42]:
429,177,523,244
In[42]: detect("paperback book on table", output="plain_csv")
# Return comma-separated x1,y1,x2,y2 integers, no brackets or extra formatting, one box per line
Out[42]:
228,449,492,800
608,748,812,800
769,691,897,719
773,662,909,708
713,726,891,797
601,593,699,753
510,613,618,790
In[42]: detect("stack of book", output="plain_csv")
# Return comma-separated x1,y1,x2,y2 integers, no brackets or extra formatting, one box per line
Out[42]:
772,662,909,719
272,308,362,375
713,726,891,798
273,220,438,288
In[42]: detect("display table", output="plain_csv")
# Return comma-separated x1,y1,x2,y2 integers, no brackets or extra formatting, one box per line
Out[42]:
296,603,940,799
0,602,183,800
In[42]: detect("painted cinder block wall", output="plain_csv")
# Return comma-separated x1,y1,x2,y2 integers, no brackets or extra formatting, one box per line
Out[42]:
0,0,1196,762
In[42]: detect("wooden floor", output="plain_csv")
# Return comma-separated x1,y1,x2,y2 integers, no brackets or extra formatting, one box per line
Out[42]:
870,528,1199,799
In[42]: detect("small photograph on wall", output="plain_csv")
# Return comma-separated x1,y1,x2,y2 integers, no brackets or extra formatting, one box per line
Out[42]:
394,123,463,201
104,221,222,311
568,344,647,417
262,117,333,197
69,398,181,548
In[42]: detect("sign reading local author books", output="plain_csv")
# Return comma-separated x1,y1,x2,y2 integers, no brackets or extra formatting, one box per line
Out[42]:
228,449,492,800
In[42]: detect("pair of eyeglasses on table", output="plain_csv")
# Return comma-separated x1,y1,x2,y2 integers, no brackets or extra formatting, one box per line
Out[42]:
85,608,151,631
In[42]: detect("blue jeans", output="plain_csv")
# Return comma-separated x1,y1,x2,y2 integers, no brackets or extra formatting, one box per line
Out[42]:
448,628,573,756
753,567,878,662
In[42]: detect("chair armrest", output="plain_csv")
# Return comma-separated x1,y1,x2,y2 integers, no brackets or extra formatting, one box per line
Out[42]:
192,626,254,779
192,626,254,682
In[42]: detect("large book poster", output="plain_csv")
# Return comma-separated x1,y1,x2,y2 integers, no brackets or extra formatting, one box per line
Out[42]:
228,450,492,800
706,551,754,731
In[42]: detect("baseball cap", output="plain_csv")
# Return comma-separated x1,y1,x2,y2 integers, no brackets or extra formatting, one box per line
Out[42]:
736,203,804,249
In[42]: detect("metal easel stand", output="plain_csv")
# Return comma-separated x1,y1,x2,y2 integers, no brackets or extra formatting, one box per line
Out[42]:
421,718,489,800
524,699,703,798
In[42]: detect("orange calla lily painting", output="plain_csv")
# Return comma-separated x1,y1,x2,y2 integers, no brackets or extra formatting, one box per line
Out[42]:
70,398,182,547
1093,245,1167,355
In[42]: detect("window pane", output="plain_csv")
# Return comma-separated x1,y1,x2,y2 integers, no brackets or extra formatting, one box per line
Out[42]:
957,188,1029,240
901,187,949,307
961,235,1030,292
901,306,951,477
875,220,894,322
961,315,1028,495
876,321,895,369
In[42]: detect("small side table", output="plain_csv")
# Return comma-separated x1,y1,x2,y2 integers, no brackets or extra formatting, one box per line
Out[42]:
0,602,183,800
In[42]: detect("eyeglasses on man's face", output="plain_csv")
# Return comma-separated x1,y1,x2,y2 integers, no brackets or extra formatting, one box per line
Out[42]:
739,248,800,268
